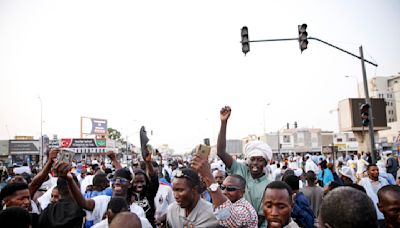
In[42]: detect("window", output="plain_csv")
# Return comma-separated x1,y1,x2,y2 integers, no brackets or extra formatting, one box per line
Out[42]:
337,138,343,142
283,135,291,143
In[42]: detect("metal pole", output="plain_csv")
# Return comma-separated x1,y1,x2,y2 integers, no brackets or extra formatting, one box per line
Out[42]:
309,37,378,67
38,96,43,168
277,129,280,157
80,117,83,138
360,46,377,164
126,134,129,163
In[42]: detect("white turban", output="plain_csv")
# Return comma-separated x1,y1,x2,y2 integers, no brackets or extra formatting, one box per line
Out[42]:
244,141,272,161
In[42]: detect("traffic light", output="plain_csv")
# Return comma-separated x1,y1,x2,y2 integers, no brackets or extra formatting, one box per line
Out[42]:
298,24,308,53
241,26,250,55
286,123,289,129
360,103,370,126
294,121,298,128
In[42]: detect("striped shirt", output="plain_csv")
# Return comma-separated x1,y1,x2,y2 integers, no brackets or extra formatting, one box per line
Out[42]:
215,198,258,228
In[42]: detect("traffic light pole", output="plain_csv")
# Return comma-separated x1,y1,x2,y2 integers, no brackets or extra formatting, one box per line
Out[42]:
246,34,378,163
249,38,298,43
247,37,378,67
360,46,377,164
308,37,378,67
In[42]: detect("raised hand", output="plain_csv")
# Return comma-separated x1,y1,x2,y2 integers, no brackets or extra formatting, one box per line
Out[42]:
220,106,231,122
48,148,59,163
191,155,211,179
54,161,72,177
106,150,117,161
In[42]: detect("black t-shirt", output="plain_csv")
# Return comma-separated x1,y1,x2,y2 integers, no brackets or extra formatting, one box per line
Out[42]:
38,199,85,228
135,173,159,227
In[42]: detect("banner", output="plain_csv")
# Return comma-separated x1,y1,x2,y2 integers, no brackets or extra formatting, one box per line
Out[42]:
91,118,107,134
61,138,106,148
81,117,108,135
9,140,39,155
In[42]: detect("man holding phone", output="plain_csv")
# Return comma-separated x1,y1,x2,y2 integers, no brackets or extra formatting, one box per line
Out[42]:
191,155,258,228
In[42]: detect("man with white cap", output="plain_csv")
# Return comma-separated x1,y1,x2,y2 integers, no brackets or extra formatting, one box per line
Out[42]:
338,166,356,185
216,106,271,227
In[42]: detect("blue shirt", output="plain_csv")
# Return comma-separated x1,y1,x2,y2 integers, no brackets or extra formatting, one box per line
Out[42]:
292,192,315,228
318,168,334,187
84,187,112,199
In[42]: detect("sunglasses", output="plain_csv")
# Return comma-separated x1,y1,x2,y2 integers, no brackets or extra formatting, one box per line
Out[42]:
110,177,130,185
220,185,241,192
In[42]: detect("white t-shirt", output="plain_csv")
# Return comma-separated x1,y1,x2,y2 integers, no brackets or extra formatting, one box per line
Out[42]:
305,159,318,173
347,159,357,171
270,164,277,173
37,185,56,210
80,175,94,195
86,195,146,226
91,219,108,228
356,159,369,174
272,168,281,181
154,184,175,220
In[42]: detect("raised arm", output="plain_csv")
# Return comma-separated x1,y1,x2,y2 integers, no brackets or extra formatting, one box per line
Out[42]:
144,148,156,178
55,162,95,211
107,150,122,170
144,150,159,196
28,149,58,197
217,106,233,168
191,155,228,208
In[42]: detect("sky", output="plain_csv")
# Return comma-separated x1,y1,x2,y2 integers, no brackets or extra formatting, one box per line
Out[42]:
1,0,399,154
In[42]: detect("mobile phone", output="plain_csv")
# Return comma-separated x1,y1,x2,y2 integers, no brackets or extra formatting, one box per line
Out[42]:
195,144,211,160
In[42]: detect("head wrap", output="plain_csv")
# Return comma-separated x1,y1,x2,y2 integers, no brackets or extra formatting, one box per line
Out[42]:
338,166,356,183
244,141,272,162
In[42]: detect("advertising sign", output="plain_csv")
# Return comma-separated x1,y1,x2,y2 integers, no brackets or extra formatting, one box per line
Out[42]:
9,140,39,155
81,117,108,135
91,119,107,134
61,138,106,148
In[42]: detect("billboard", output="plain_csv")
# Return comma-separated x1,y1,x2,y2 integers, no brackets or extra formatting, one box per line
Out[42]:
0,140,9,156
81,117,108,135
61,138,106,148
9,140,39,155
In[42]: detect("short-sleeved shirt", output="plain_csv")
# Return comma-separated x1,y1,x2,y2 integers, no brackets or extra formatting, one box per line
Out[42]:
166,198,218,228
154,183,175,219
227,160,270,217
300,186,324,217
86,195,146,226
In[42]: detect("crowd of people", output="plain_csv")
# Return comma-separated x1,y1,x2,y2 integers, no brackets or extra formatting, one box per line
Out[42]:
0,106,399,228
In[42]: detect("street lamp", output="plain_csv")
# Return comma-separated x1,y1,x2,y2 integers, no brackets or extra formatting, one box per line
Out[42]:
38,96,43,168
345,75,361,98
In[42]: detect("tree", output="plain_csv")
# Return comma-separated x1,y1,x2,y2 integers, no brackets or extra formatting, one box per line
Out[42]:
107,128,124,143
